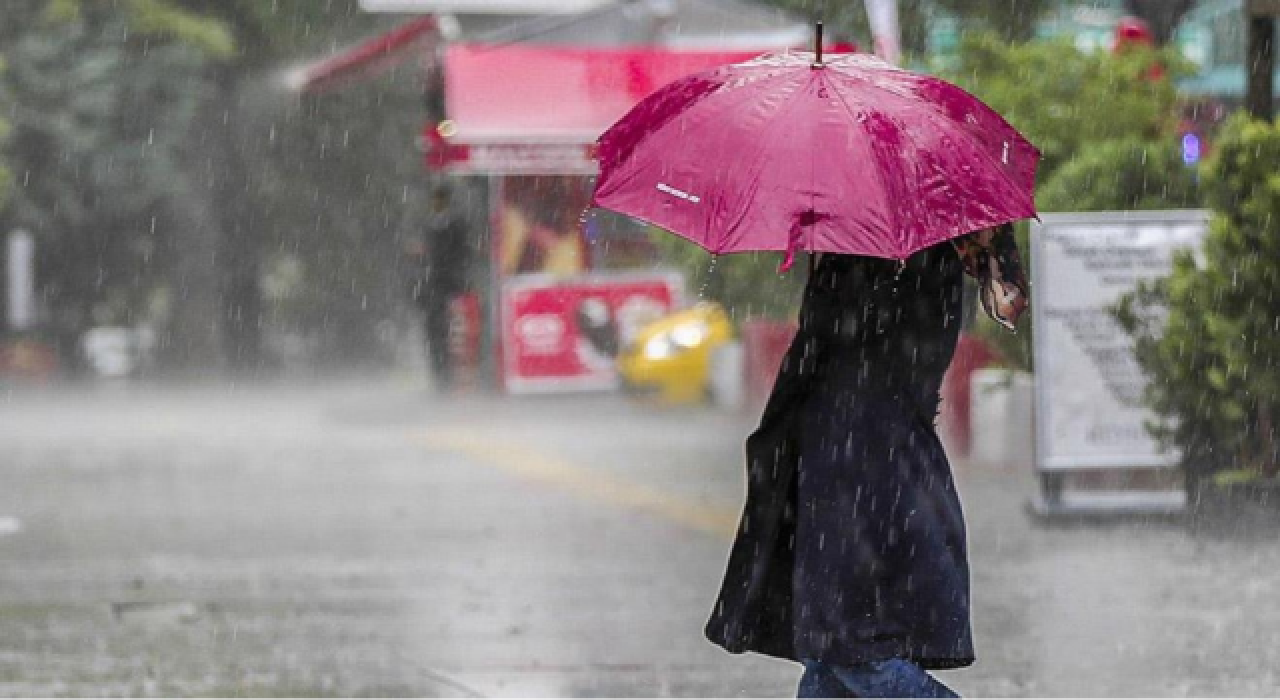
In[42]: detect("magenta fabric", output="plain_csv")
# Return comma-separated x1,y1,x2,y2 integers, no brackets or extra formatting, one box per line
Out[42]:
591,51,1040,262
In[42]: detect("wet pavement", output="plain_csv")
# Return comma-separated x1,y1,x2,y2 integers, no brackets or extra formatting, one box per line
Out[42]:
2,381,1279,697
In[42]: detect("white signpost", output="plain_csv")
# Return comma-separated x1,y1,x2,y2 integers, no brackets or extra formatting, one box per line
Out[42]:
7,230,36,332
1031,210,1209,517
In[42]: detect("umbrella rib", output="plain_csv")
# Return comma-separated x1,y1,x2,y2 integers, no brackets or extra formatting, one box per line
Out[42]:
718,73,818,254
597,66,800,191
595,53,1038,261
909,93,1037,228
833,69,1036,213
822,70,903,256
827,70,1035,244
633,70,810,254
611,64,802,175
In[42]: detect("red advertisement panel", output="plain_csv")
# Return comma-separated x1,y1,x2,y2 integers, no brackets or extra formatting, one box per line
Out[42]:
502,273,681,393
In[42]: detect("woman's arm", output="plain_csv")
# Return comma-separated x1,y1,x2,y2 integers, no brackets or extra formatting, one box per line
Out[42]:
952,223,1029,331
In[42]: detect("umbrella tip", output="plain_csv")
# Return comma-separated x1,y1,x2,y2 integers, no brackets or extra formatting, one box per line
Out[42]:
813,21,824,67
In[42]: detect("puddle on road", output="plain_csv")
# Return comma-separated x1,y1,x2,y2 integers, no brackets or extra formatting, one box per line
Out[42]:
110,601,203,625
0,516,22,536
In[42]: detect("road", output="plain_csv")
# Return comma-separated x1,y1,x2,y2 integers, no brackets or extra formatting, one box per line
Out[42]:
2,382,1279,696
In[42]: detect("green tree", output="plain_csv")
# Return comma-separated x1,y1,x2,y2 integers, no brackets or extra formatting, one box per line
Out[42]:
74,0,401,371
0,0,224,363
1036,138,1200,213
149,0,458,371
0,60,11,213
1116,114,1280,487
260,67,438,368
943,33,1187,181
156,0,373,371
2,1,440,371
42,0,233,53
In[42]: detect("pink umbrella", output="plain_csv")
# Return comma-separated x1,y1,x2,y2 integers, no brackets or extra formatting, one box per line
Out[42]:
591,45,1039,269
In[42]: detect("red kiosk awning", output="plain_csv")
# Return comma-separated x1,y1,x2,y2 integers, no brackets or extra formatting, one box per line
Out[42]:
293,17,442,94
289,16,807,174
429,44,766,174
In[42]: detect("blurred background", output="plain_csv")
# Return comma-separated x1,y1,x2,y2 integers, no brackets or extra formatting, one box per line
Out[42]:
2,0,1279,696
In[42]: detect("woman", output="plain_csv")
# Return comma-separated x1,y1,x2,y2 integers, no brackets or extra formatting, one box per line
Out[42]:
705,225,1028,698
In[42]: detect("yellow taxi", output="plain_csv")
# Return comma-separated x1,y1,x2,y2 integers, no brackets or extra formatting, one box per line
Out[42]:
616,302,734,403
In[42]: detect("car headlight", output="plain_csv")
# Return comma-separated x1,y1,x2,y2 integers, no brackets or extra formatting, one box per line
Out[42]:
670,321,708,349
643,335,674,360
642,321,709,360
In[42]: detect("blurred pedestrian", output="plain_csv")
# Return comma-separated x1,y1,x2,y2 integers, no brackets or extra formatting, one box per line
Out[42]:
407,183,473,392
705,225,1028,699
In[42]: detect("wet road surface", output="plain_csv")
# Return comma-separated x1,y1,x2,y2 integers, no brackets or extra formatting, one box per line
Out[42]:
2,382,1278,696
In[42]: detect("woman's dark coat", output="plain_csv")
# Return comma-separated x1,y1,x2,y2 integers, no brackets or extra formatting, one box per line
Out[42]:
705,243,974,670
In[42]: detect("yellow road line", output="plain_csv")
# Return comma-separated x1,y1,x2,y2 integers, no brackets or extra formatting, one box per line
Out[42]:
415,430,738,538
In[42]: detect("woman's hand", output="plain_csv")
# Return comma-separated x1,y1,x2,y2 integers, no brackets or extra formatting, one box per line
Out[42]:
953,224,1029,331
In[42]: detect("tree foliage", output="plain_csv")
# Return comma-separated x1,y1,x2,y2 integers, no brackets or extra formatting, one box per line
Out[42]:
167,0,380,64
0,0,423,371
1036,138,1200,213
252,69,437,368
44,0,234,55
0,0,217,363
149,0,395,372
0,0,228,223
1117,115,1280,480
0,60,11,212
944,33,1188,181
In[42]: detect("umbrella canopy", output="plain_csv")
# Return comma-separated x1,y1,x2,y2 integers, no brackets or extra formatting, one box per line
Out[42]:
591,50,1040,264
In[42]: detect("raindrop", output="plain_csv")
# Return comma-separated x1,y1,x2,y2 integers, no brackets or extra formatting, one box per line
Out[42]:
698,254,719,299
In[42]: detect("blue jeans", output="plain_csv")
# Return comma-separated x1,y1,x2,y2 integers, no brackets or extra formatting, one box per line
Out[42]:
797,659,959,698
